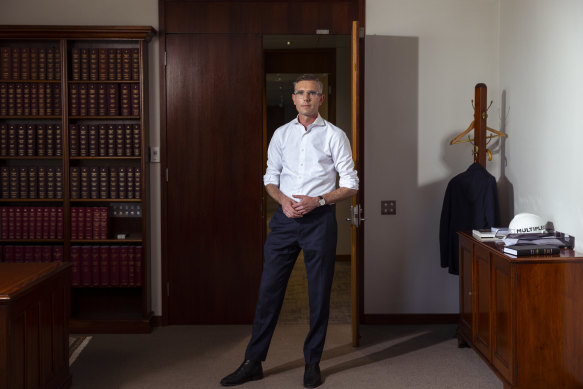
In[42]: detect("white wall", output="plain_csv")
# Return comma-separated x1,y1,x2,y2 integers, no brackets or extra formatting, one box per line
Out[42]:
499,0,583,246
364,0,501,314
0,0,163,315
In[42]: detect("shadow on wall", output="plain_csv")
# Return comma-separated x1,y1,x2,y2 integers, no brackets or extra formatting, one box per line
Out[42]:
497,90,514,226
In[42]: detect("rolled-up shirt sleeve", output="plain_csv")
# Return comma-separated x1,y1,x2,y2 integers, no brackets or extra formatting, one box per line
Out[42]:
263,131,282,187
333,131,359,190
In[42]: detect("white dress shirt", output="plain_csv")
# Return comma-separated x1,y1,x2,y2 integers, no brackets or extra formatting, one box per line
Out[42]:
264,114,359,201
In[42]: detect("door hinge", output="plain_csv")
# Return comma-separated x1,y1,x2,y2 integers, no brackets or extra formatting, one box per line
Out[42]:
359,27,365,38
164,51,167,67
165,168,169,182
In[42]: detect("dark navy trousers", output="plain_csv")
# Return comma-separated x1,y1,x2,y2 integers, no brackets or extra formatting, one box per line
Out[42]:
245,204,337,365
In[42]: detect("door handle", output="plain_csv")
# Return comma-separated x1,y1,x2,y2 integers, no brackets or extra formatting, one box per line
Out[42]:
346,204,365,227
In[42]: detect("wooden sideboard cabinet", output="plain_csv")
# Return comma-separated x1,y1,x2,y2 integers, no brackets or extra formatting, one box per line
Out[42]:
0,262,71,389
458,231,583,389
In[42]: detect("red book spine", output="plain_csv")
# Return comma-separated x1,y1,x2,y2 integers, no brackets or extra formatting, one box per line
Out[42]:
124,124,133,156
7,207,15,239
132,124,141,157
34,206,42,240
42,207,50,239
53,246,64,262
115,124,125,156
85,207,94,239
69,83,79,116
0,47,10,80
14,206,22,240
23,245,34,263
21,206,29,239
0,207,7,239
100,246,110,286
70,167,80,199
98,124,107,157
89,49,99,81
77,207,86,240
120,83,131,116
98,48,108,81
78,83,87,116
56,206,63,239
70,246,81,286
134,246,142,286
41,245,52,262
80,246,92,286
70,206,79,240
119,245,129,286
110,246,120,286
107,83,118,116
3,245,14,262
14,246,24,262
131,84,140,116
91,246,100,286
0,84,7,116
71,48,80,81
131,48,140,81
10,48,20,80
80,48,89,81
48,207,57,239
128,245,136,286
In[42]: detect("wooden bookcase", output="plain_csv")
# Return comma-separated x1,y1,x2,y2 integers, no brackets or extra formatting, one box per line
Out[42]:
0,25,155,333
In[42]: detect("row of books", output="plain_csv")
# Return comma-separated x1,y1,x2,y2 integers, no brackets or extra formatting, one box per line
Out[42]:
69,83,140,117
0,206,64,240
71,245,143,287
0,82,62,117
0,47,61,81
70,123,141,157
70,166,142,200
0,245,63,263
0,166,63,199
71,207,109,240
0,245,64,263
70,48,140,82
0,123,63,157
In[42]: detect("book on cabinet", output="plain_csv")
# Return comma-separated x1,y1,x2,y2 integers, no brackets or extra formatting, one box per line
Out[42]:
0,25,155,333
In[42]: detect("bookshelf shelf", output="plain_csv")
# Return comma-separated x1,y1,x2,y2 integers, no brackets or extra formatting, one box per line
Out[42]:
0,26,154,334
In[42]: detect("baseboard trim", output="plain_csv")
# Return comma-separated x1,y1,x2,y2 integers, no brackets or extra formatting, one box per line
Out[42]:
362,313,458,325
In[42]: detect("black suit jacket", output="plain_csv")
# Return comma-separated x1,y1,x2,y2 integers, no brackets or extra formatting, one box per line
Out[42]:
439,163,500,275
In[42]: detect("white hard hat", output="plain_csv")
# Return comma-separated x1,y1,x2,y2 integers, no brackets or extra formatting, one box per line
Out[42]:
508,213,547,234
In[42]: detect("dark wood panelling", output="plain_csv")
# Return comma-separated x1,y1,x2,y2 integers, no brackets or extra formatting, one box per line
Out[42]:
165,1,359,34
165,33,264,324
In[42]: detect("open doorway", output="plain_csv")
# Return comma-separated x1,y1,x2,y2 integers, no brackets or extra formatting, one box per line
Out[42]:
263,35,352,324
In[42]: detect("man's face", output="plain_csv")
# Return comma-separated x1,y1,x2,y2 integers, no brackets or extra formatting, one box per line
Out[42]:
292,80,325,118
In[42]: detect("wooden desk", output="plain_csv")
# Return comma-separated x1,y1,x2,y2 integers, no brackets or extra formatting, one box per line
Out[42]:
458,231,583,389
0,262,71,389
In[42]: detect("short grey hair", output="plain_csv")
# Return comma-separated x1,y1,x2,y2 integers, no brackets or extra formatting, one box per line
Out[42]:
293,74,323,94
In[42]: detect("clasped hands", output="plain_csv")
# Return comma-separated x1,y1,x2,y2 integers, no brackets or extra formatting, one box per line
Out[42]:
281,195,319,218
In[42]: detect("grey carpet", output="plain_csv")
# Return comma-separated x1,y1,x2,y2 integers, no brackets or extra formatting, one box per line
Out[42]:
70,324,502,388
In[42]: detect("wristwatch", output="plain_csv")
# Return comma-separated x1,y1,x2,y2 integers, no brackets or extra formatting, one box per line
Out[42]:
318,195,326,206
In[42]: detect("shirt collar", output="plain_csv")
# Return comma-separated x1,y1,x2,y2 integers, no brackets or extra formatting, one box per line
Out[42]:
293,113,325,132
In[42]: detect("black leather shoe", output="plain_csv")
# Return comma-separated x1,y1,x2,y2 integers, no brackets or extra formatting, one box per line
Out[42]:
303,364,322,388
220,360,263,386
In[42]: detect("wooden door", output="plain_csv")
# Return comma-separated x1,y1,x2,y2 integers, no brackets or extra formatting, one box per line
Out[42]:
350,21,364,347
164,34,264,324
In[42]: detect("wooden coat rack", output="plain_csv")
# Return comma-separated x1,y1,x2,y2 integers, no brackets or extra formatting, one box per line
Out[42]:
450,83,507,168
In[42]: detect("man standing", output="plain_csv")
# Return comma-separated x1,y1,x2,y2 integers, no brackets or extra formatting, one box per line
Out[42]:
221,74,359,388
